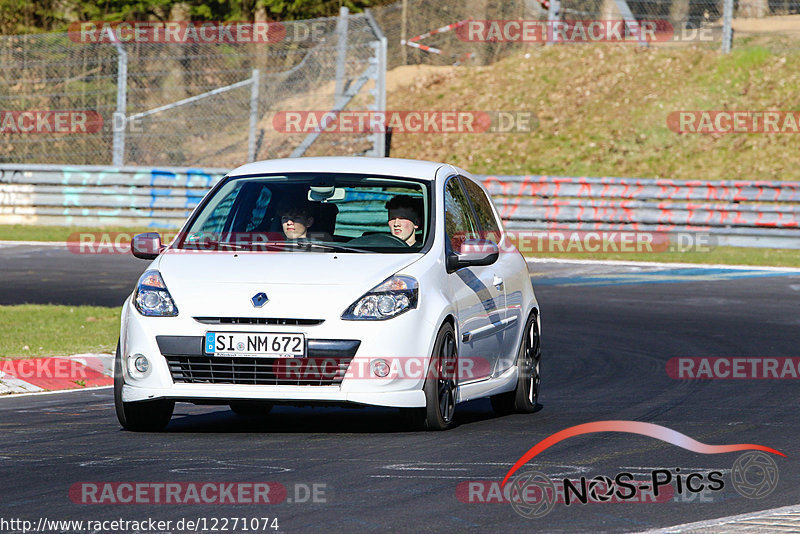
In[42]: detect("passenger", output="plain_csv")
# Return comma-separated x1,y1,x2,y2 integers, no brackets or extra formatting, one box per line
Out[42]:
276,199,315,240
386,195,423,246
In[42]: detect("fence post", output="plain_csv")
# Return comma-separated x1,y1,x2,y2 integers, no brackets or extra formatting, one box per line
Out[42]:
335,6,349,101
365,9,388,157
721,0,734,53
364,9,389,158
401,0,408,65
614,0,649,47
546,0,561,46
247,69,260,163
374,37,388,157
110,32,128,166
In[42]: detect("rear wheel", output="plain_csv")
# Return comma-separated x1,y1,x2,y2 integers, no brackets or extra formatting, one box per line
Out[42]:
409,322,458,430
491,313,540,415
229,402,273,416
114,343,174,432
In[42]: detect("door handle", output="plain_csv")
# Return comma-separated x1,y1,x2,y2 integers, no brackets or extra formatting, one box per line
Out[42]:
492,275,504,290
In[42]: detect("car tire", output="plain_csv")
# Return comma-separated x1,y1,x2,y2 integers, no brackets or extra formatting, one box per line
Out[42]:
409,322,458,431
491,312,540,415
229,402,273,416
114,342,174,432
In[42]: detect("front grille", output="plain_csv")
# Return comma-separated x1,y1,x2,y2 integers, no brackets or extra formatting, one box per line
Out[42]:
194,317,324,326
166,355,353,386
156,336,360,359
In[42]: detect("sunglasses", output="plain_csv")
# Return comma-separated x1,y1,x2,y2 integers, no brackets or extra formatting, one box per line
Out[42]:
280,215,308,223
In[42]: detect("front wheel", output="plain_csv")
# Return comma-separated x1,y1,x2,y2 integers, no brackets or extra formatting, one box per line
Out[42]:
491,313,540,415
114,343,174,432
408,322,458,430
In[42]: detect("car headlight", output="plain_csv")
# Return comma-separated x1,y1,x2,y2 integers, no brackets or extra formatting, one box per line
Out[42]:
342,275,418,320
133,270,178,317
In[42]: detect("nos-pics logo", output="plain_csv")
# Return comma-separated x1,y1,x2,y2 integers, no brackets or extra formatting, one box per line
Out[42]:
501,421,783,519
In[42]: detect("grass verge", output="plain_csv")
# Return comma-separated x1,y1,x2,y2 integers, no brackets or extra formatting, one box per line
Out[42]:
1,224,798,267
388,44,800,180
523,246,800,268
0,224,155,242
0,305,120,359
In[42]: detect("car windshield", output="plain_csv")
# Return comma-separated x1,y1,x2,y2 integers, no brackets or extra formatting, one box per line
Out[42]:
177,173,430,253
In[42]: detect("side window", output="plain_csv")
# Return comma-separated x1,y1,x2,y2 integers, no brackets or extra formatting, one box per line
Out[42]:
227,183,272,232
194,182,244,234
461,177,501,244
244,186,272,232
444,177,479,251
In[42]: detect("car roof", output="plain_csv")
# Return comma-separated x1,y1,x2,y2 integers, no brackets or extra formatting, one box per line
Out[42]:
227,156,449,181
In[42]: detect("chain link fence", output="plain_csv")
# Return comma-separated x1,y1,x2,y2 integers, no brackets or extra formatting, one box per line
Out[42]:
370,0,800,64
0,34,119,164
372,0,547,68
0,11,386,167
1,0,798,167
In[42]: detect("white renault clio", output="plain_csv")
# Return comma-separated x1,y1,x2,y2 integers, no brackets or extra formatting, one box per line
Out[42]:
116,157,540,431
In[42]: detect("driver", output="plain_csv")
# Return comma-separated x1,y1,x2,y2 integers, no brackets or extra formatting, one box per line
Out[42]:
386,195,423,246
276,198,315,240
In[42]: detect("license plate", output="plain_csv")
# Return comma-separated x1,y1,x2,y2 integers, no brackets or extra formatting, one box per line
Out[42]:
205,332,305,358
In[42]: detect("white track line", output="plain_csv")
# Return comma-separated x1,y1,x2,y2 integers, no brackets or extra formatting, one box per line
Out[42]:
526,257,800,272
0,385,112,399
2,241,799,272
639,503,800,533
0,374,42,394
0,240,67,247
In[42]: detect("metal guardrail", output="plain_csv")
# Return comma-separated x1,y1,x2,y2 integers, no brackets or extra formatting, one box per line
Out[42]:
1,165,799,248
485,175,800,249
0,164,227,228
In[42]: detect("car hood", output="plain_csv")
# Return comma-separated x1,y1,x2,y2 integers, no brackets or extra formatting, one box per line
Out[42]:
153,251,423,318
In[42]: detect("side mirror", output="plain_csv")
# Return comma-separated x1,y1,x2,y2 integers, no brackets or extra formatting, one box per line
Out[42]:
446,239,499,273
131,232,162,260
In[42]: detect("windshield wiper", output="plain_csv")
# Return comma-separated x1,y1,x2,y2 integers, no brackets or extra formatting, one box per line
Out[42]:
184,239,368,253
182,239,260,251
255,241,368,253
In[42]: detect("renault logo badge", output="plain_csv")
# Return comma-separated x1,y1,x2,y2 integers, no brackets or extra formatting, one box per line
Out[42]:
251,292,269,307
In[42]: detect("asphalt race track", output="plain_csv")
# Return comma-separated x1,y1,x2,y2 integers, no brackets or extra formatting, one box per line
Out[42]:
0,242,145,307
2,243,800,532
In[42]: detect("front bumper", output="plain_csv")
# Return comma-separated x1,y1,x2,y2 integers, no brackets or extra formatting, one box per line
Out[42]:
121,383,426,407
120,297,438,408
